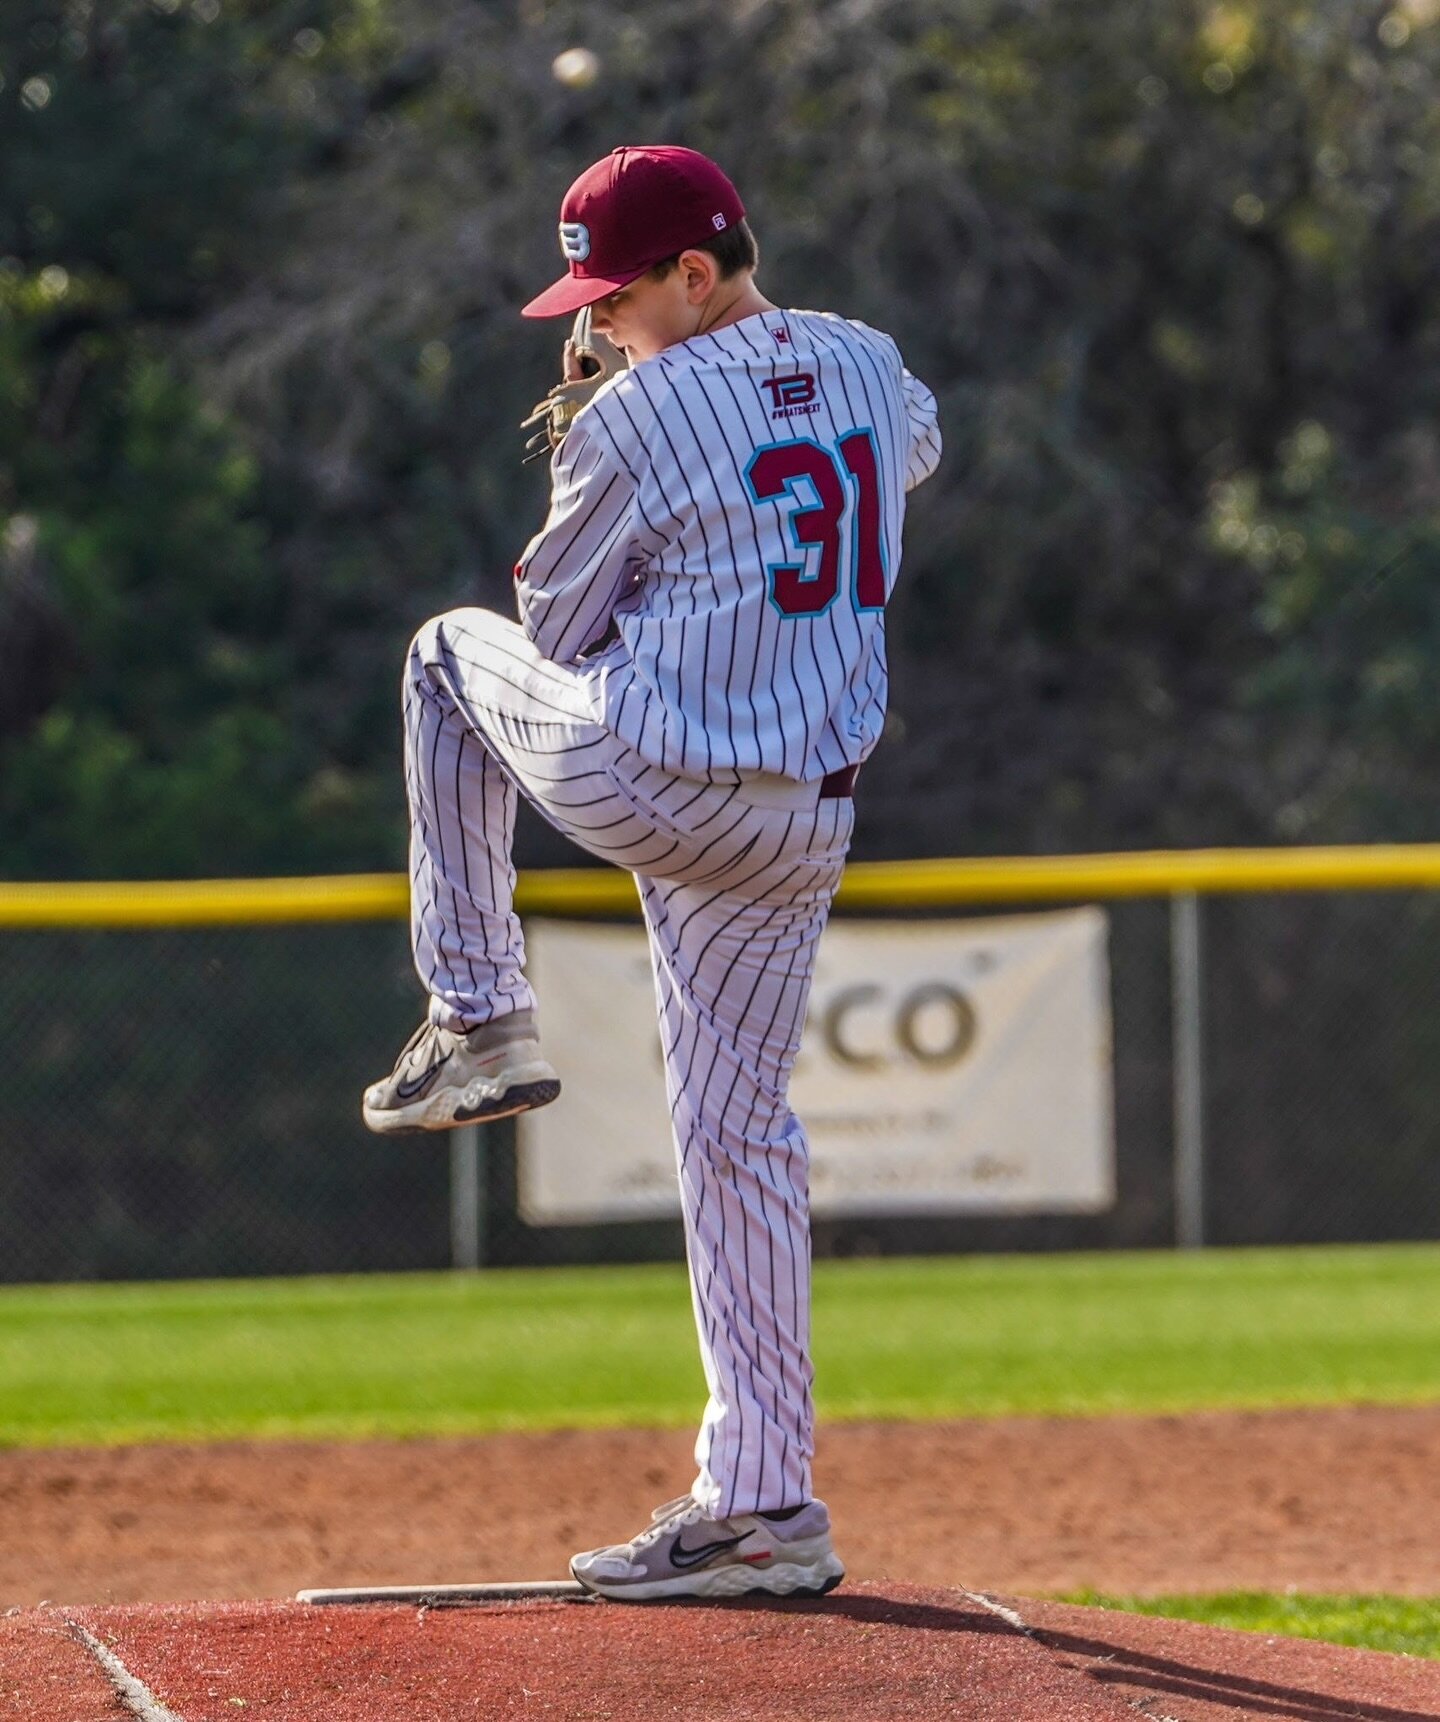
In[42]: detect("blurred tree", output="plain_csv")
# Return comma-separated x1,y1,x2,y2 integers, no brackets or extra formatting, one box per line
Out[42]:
0,0,390,875
7,0,1440,875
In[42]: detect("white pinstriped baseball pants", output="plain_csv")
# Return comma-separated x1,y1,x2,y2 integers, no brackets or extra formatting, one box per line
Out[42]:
404,607,853,1517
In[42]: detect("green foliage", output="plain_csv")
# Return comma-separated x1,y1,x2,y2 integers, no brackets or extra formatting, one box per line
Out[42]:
183,0,1440,860
3,1244,1439,1447
1219,427,1440,839
7,0,1440,875
0,1,299,309
1070,1591,1440,1660
0,0,389,876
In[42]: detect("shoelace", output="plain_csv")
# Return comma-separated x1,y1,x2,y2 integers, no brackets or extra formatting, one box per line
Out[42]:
397,1020,442,1067
628,1496,709,1550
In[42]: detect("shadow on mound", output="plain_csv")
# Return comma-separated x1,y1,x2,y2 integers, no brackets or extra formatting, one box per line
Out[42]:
1014,1595,1440,1722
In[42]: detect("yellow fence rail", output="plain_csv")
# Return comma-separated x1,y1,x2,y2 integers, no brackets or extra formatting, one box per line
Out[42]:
3,844,1440,928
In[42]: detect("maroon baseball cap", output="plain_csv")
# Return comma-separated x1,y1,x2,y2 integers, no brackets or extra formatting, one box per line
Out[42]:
521,145,746,319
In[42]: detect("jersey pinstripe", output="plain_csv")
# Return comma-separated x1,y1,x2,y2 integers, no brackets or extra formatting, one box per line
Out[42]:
514,308,941,783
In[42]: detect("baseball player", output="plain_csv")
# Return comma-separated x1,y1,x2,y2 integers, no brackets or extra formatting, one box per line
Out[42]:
363,145,941,1600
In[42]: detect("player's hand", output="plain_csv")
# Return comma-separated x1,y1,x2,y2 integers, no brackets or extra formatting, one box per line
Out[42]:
562,338,604,384
522,309,619,463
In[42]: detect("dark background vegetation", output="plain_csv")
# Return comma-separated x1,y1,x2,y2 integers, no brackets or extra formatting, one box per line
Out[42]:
5,0,1440,879
4,0,1440,1277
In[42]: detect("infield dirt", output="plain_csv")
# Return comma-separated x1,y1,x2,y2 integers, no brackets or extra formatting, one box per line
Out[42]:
5,1402,1439,1607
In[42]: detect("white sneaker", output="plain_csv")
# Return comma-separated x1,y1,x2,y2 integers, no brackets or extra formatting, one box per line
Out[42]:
570,1496,845,1602
362,1010,560,1135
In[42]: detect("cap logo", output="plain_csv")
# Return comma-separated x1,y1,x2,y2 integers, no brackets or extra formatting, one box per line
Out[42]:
559,221,591,262
712,212,727,231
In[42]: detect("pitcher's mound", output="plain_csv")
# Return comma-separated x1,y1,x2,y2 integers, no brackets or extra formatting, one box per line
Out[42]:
8,1582,1440,1721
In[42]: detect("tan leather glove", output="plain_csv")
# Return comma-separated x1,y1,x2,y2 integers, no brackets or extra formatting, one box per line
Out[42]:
520,307,623,463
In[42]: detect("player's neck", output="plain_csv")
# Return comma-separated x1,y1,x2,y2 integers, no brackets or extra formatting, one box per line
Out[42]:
692,278,776,341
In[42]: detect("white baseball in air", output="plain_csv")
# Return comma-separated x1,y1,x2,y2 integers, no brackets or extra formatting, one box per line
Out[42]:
552,47,600,88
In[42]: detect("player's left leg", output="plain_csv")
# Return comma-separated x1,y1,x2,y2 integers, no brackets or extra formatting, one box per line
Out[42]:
569,795,852,1598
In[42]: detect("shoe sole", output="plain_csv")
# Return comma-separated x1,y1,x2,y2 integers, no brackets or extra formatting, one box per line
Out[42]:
568,1556,845,1604
363,1069,561,1136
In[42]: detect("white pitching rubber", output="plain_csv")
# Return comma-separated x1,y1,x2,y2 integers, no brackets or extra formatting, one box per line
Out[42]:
297,1580,587,1605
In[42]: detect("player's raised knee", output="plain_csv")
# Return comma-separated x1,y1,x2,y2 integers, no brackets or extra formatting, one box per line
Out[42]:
408,606,523,677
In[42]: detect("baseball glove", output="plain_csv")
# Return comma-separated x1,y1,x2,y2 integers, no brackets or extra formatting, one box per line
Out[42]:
521,306,622,462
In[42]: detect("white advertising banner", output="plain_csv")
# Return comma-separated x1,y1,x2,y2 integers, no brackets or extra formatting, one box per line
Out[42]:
518,908,1115,1224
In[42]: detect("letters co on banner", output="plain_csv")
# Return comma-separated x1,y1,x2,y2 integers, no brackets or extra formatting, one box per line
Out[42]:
518,909,1116,1226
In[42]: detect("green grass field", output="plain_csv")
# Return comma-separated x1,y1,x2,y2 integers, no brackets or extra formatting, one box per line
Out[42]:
2,1241,1438,1448
1068,1593,1440,1660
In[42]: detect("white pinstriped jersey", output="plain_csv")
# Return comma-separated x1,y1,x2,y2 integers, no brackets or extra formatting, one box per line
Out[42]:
514,308,941,782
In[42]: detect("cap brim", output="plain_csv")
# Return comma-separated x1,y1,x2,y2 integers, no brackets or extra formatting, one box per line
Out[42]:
521,266,646,319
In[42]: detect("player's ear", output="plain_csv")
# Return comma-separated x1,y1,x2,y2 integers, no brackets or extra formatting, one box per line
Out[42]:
678,248,720,303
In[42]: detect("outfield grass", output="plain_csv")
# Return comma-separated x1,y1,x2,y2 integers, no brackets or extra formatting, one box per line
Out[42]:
1069,1592,1440,1661
1,1243,1438,1447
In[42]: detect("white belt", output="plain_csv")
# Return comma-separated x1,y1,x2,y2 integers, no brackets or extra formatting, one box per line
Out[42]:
712,769,823,810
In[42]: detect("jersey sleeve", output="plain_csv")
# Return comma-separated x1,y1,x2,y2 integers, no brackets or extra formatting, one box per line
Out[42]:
513,418,647,665
901,367,942,492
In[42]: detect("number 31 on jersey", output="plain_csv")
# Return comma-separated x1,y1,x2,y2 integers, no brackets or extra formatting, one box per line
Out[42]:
743,430,887,618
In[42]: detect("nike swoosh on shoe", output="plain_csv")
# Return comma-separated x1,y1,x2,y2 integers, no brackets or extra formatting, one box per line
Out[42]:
394,1050,452,1101
669,1531,751,1571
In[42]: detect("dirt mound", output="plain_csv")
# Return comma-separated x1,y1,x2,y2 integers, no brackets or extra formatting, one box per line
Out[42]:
5,1403,1440,1608
5,1583,1438,1722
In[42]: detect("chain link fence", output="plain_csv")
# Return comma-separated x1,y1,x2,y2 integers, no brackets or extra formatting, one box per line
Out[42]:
2,881,1439,1283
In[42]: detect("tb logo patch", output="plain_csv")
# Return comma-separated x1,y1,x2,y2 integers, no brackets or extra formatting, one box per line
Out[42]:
559,221,591,262
763,373,821,420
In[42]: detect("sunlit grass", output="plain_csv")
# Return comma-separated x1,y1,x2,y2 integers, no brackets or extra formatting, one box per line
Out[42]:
1068,1591,1440,1660
1,1243,1438,1447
